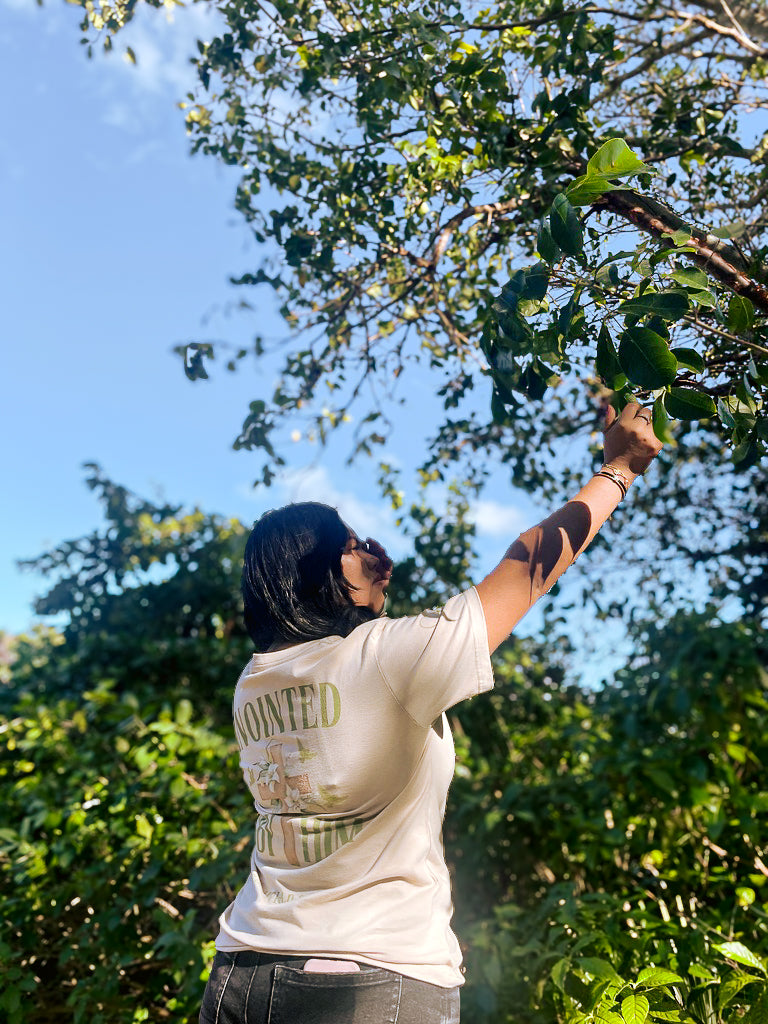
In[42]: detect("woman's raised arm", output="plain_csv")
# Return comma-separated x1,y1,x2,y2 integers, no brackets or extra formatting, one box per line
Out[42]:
475,403,663,653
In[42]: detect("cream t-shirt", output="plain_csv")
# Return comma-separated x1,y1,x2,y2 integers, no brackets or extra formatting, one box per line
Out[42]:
215,587,494,987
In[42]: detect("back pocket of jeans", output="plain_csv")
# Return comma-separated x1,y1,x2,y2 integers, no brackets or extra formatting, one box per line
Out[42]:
267,964,401,1024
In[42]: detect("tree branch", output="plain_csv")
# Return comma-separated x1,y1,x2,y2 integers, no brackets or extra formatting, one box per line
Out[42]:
593,28,711,103
597,189,768,314
668,5,768,55
430,199,519,266
684,0,768,44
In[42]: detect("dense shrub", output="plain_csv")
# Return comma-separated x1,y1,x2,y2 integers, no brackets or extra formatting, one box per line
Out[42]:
452,614,768,1024
3,472,767,1022
0,660,250,1023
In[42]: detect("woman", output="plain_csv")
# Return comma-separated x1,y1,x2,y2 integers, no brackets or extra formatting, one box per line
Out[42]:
200,403,662,1024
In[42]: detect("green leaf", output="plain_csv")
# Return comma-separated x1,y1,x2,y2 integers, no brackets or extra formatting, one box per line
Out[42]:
717,397,736,428
484,955,503,989
618,291,690,322
537,219,561,263
596,262,621,289
728,294,755,333
652,395,675,444
649,247,678,269
711,219,746,239
520,362,549,400
551,958,571,992
566,174,621,206
687,965,714,980
596,249,640,271
636,968,684,988
689,289,717,309
501,269,526,300
596,326,623,386
496,309,531,349
646,316,670,340
587,138,653,179
618,328,678,389
668,267,709,290
665,228,693,246
735,885,756,905
621,993,650,1024
748,357,768,384
518,297,548,317
596,1012,624,1024
664,387,716,420
521,262,551,300
491,386,511,422
135,814,153,840
719,974,761,1010
732,435,760,468
578,958,624,984
670,347,705,373
735,377,758,411
714,942,767,974
558,291,580,338
549,194,584,256
725,741,747,763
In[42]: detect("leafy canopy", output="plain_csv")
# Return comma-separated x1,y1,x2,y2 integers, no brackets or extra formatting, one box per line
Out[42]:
71,0,768,487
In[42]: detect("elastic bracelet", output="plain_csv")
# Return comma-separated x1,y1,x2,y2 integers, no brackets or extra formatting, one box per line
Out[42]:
596,466,629,499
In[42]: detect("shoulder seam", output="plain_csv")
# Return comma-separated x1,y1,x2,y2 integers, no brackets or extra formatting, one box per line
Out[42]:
371,623,430,730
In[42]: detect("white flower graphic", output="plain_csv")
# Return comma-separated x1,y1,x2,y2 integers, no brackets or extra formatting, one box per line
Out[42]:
255,760,281,791
283,784,303,812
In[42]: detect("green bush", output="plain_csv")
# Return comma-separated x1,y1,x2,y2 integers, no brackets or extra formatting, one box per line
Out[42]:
3,471,767,1023
0,664,249,1023
452,614,768,1023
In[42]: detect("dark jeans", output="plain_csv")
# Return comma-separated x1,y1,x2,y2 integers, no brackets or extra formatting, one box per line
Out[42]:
199,950,461,1024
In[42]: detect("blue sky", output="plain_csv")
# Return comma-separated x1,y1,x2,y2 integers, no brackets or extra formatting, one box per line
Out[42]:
4,0,547,636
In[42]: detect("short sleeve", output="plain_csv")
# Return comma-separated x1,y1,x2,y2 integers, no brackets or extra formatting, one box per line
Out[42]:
371,587,494,728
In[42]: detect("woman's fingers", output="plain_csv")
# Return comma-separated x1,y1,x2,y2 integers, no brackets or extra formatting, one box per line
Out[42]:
615,402,654,434
365,537,393,575
620,402,646,423
603,402,649,434
603,402,663,474
627,404,661,451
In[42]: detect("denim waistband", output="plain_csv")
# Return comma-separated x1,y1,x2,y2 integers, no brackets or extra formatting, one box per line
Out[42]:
220,950,376,971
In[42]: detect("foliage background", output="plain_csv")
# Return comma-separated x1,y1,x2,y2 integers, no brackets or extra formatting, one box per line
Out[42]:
4,0,768,1020
2,468,767,1023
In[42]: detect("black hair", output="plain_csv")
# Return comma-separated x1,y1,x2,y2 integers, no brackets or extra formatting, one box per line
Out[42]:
241,501,378,651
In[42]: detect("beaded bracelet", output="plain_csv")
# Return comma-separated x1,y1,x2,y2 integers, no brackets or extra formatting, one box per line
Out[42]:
596,465,630,499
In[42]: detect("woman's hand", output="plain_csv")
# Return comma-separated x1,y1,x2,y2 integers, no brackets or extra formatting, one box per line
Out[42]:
602,402,664,479
365,538,393,579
